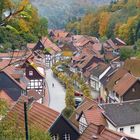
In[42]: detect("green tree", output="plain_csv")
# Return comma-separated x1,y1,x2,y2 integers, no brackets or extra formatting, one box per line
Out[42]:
0,120,51,140
0,99,8,116
120,47,134,60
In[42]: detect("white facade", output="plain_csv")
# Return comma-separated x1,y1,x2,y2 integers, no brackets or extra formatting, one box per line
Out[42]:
107,120,140,139
79,114,88,134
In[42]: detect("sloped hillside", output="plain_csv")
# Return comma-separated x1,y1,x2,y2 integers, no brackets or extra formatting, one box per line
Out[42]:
30,0,111,28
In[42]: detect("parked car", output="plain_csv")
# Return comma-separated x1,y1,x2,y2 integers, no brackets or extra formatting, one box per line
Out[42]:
75,97,82,108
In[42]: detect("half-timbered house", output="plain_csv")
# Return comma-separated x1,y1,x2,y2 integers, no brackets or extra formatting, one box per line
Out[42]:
22,56,46,103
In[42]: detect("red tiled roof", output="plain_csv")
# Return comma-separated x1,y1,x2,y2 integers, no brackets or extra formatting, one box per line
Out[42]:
28,89,42,100
70,97,97,128
27,43,36,49
0,90,15,107
41,37,61,54
79,123,136,140
73,36,98,48
0,50,31,59
7,97,59,131
106,68,128,91
113,73,137,96
124,59,140,77
53,30,70,38
83,107,107,126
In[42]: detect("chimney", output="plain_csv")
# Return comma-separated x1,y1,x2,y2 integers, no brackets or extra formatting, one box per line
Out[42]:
92,135,98,139
97,125,105,135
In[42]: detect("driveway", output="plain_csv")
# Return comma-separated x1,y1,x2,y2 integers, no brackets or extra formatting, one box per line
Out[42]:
46,69,66,112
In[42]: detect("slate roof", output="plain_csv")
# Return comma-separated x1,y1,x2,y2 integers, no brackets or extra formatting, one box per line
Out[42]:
100,67,118,86
7,97,60,130
78,123,137,140
91,63,109,78
100,100,140,127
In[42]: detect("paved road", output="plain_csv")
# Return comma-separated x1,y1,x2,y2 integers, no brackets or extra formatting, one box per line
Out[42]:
46,69,66,113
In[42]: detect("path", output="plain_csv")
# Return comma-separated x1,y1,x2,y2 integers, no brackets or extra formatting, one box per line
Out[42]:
46,69,66,112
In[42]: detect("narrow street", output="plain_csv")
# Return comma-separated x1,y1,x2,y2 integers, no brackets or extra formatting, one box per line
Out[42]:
46,69,66,113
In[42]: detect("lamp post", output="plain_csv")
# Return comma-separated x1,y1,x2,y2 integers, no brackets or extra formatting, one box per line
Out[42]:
24,102,29,140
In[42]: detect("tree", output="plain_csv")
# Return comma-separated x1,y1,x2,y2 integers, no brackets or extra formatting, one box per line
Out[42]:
99,12,111,37
120,47,134,60
0,0,29,26
0,99,8,117
0,119,51,140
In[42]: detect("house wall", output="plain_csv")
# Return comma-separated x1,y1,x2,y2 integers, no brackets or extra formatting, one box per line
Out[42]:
49,116,80,140
0,72,23,101
107,120,140,139
100,86,107,102
25,65,43,80
33,41,44,51
123,81,140,101
117,125,140,139
90,76,100,92
107,120,117,131
79,114,88,134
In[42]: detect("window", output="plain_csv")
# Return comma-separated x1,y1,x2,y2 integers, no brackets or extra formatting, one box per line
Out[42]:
63,133,70,140
52,135,58,140
29,71,33,76
130,126,135,133
132,88,135,92
120,128,124,132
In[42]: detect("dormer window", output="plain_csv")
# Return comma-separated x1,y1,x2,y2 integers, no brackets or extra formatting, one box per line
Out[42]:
120,128,124,132
29,71,33,76
130,126,135,133
132,88,135,92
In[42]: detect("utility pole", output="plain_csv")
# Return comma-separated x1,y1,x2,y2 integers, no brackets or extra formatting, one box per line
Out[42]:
24,102,29,140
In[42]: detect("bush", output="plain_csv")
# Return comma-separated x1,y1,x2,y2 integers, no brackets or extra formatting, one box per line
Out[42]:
62,107,74,119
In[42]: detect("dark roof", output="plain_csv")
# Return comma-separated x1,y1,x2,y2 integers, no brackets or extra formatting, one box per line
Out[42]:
100,100,140,127
78,123,137,140
49,114,79,134
100,67,118,86
91,63,109,78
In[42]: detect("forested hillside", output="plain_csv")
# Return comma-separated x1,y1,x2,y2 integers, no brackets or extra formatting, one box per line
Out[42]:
66,0,140,45
0,0,48,52
30,0,111,29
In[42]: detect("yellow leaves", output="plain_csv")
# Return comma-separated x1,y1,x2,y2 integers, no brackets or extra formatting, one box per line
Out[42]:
115,15,138,42
17,0,29,11
19,19,29,32
99,12,111,37
62,51,73,57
